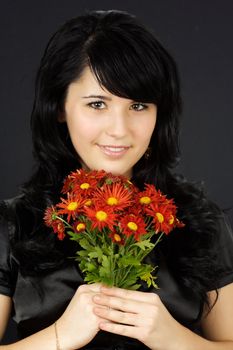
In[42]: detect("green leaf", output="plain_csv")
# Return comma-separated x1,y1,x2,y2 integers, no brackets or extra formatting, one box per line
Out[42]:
67,231,81,241
79,238,95,251
139,265,159,289
84,273,102,284
102,255,111,269
77,250,89,257
79,260,87,271
133,239,155,251
128,284,142,290
88,246,103,261
99,255,111,278
86,262,96,272
119,277,138,289
117,256,141,267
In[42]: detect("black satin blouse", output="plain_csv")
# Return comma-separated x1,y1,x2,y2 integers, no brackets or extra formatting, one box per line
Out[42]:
1,197,233,349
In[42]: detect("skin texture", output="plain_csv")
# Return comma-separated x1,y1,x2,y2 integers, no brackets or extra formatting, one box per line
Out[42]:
90,285,233,350
0,295,11,341
63,66,157,179
1,283,233,349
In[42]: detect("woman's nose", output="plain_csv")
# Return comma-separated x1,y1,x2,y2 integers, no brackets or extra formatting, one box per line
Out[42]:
105,110,128,138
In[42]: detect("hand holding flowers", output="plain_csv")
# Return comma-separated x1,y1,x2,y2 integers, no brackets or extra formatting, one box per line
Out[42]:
44,169,184,290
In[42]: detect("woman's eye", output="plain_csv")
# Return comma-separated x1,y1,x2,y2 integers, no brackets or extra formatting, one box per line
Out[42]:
88,101,106,109
131,103,148,111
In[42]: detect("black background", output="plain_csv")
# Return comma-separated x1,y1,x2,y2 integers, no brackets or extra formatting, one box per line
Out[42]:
0,0,232,343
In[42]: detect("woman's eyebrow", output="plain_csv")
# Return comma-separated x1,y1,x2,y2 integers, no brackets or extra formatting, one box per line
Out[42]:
82,95,112,101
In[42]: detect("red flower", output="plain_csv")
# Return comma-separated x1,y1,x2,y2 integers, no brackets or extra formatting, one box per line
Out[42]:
62,169,102,195
109,231,125,245
146,201,178,235
94,182,133,211
44,206,58,227
103,173,132,186
62,174,75,194
72,221,86,233
120,214,147,241
53,220,66,240
138,185,173,210
56,193,84,222
175,218,185,229
84,205,117,231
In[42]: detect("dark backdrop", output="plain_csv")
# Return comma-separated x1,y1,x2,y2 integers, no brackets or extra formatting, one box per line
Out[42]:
0,0,232,344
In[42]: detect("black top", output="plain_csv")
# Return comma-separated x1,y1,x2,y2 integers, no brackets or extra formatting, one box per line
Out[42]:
1,197,233,350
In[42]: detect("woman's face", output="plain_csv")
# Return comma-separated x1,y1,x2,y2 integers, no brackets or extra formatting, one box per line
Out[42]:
64,66,157,178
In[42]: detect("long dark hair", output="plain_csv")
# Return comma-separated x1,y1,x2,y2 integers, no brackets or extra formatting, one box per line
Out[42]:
8,10,222,320
29,9,181,192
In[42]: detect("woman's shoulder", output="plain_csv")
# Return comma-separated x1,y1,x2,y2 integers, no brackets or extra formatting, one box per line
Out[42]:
0,196,24,297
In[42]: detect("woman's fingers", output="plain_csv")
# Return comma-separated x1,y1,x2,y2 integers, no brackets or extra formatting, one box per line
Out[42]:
94,306,139,326
79,283,102,292
93,293,142,313
100,286,159,305
98,321,139,339
93,294,159,329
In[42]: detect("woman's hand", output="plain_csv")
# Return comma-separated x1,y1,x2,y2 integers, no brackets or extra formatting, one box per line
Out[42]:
92,286,184,350
56,283,106,350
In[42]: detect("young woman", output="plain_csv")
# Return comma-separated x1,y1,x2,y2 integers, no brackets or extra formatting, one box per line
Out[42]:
0,10,233,350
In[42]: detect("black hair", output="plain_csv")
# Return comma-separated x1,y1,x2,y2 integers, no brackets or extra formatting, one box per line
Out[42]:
7,10,223,324
29,9,181,191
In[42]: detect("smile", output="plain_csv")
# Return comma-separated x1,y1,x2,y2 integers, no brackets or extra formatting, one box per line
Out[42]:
97,144,130,157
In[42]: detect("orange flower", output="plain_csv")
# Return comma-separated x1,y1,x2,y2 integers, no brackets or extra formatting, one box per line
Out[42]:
94,183,133,210
84,205,117,231
120,214,147,241
146,201,178,235
56,193,84,222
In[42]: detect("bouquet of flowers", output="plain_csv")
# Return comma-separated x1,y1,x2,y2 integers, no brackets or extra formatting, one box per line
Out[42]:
44,169,184,290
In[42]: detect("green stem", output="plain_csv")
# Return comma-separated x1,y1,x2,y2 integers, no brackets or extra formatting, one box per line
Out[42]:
153,232,164,248
55,216,73,229
118,264,134,288
110,240,116,286
84,230,96,246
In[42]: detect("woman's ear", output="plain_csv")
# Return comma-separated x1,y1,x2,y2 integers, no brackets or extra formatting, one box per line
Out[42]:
58,112,66,123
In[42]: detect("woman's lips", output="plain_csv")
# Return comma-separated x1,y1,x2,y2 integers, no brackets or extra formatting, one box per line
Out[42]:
97,144,130,158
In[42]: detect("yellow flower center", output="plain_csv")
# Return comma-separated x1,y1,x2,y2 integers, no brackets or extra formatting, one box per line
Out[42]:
80,182,90,189
139,196,151,205
113,233,122,242
169,215,174,225
67,202,78,211
156,212,164,223
85,199,92,206
96,210,108,221
127,221,138,231
76,223,85,231
107,197,118,205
